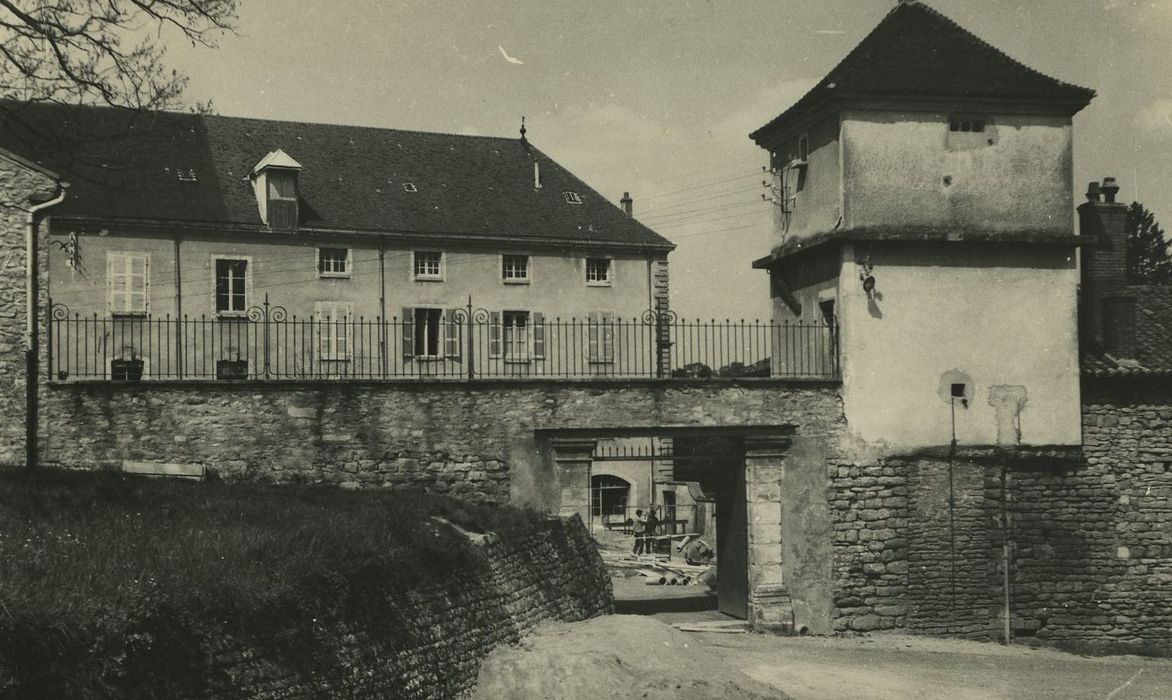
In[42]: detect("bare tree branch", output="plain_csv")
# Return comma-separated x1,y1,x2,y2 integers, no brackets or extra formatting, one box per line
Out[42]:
0,0,236,110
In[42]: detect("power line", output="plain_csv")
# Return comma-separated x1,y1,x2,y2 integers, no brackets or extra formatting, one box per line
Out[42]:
642,198,765,226
638,184,762,217
637,171,761,204
653,207,766,231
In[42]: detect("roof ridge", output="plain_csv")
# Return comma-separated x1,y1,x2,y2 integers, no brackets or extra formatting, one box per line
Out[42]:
750,1,1093,144
1,99,526,144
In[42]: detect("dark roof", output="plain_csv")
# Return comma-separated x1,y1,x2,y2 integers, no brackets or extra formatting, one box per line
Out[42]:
1082,287,1172,377
751,1,1095,144
0,102,673,250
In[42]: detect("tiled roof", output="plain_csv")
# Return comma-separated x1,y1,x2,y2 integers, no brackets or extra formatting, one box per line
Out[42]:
1082,286,1172,377
0,102,673,250
750,1,1095,144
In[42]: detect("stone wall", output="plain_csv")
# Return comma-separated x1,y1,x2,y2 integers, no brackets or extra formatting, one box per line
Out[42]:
1010,388,1172,655
825,389,1172,656
41,380,844,513
5,515,612,699
0,154,57,466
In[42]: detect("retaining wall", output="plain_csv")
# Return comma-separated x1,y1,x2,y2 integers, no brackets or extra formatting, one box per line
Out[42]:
5,515,611,699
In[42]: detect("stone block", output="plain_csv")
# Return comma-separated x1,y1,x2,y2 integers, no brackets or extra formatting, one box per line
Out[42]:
751,502,782,526
749,543,782,566
749,564,784,587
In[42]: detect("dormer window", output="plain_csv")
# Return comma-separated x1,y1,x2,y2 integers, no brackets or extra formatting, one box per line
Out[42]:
563,191,583,205
250,149,302,231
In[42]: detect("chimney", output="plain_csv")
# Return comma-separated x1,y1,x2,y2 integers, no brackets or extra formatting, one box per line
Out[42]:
620,191,633,217
1079,176,1135,356
1079,176,1129,289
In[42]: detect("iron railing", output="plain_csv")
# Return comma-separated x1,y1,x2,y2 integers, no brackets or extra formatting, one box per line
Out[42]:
47,298,840,382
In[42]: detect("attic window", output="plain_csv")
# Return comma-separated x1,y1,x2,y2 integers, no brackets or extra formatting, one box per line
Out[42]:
177,168,197,182
949,118,985,133
563,191,583,205
402,182,418,193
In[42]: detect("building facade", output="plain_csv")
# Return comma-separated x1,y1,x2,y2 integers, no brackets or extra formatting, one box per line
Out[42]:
0,103,674,382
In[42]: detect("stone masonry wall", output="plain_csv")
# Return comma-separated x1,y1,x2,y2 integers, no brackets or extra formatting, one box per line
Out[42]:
827,392,1172,656
0,155,57,466
1010,392,1172,655
41,380,845,512
5,515,612,699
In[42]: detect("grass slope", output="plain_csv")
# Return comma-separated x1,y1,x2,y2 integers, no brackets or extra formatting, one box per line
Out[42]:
0,469,542,697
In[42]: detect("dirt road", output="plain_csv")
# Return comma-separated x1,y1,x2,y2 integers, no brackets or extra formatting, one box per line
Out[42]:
689,627,1172,700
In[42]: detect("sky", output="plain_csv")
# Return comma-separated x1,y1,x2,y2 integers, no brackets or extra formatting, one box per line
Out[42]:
162,0,1172,320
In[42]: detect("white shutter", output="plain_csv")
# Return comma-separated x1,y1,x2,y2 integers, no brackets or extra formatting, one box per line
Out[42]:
107,252,148,314
445,309,461,359
588,311,600,363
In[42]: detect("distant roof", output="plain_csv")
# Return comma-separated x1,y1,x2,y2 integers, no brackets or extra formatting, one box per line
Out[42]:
1082,287,1172,377
0,102,673,251
751,0,1095,144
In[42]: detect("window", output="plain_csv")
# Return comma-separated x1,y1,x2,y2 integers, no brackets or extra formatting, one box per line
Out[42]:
401,307,461,360
489,310,545,361
591,474,630,518
402,182,418,193
315,302,353,361
267,171,297,201
948,117,986,133
563,191,583,205
107,252,148,315
413,251,443,280
414,308,443,358
796,134,809,164
588,311,615,364
318,247,350,277
585,258,612,286
502,254,530,283
265,171,299,229
215,258,248,314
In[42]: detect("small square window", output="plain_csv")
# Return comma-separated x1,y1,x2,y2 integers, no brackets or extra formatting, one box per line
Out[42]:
413,251,443,280
563,191,583,205
585,258,611,286
317,247,350,277
502,255,530,283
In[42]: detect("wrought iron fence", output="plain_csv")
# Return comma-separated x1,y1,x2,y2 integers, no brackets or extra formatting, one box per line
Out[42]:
47,298,839,382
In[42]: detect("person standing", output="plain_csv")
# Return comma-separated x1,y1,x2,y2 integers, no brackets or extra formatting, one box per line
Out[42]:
632,509,648,555
644,507,660,555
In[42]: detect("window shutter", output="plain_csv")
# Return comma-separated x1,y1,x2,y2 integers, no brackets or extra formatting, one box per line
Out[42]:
401,307,414,360
315,303,329,359
489,311,502,358
532,312,545,359
106,253,120,313
587,311,600,363
445,309,461,359
337,304,352,360
601,311,615,362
